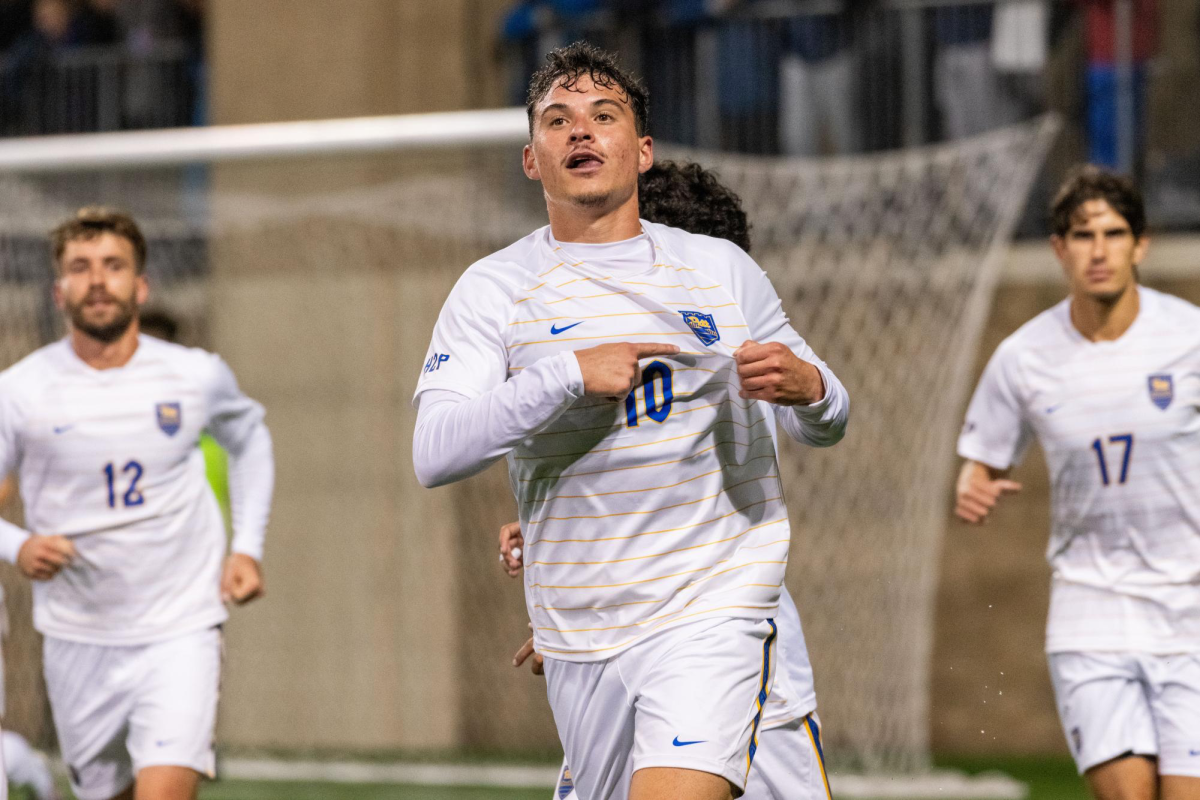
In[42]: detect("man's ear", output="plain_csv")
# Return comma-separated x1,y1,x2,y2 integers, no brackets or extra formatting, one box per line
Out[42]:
523,144,541,181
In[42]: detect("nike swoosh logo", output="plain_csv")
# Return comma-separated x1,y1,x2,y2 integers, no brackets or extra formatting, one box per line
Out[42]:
53,425,74,434
1044,404,1063,414
550,322,584,335
1190,749,1200,757
672,737,705,747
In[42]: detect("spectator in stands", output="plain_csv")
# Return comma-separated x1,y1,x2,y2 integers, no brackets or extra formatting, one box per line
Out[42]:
1077,0,1156,171
0,0,33,54
931,4,1020,139
778,1,863,156
500,0,602,104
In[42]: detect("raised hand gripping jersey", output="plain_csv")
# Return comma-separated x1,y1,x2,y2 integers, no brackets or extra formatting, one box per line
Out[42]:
958,287,1200,653
0,336,268,645
416,221,846,662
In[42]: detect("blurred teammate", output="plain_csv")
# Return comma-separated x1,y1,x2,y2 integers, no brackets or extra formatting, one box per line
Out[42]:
0,584,59,800
502,159,831,800
0,208,275,800
955,167,1200,800
414,44,848,800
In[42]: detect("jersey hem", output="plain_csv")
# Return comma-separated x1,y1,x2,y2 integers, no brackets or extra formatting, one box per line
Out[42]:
631,754,749,793
538,608,777,664
36,608,228,647
1045,641,1200,655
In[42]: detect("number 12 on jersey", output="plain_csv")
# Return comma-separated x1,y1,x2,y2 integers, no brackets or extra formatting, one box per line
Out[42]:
1091,434,1134,486
104,461,146,508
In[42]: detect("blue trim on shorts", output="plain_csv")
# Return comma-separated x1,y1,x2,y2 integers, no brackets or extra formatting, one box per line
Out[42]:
746,618,778,766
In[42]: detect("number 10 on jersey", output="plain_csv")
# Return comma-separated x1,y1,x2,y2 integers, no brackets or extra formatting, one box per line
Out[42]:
625,361,674,427
1091,434,1134,486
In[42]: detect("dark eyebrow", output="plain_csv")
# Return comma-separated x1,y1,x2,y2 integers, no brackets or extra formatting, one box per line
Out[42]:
540,98,626,119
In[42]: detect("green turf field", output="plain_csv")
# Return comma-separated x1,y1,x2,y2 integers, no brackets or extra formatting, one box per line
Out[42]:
19,755,1091,800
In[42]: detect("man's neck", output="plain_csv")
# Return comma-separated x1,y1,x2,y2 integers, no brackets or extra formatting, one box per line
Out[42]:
71,326,140,370
1070,284,1140,342
546,194,642,244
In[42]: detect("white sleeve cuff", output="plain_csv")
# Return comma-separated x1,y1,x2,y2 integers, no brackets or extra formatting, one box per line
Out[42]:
0,517,30,565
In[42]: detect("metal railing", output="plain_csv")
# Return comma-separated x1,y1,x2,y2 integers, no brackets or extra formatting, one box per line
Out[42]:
498,0,1200,231
0,40,202,137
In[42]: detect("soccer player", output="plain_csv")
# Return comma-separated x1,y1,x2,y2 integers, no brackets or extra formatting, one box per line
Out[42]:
955,167,1200,800
413,44,848,800
500,158,832,800
0,207,275,800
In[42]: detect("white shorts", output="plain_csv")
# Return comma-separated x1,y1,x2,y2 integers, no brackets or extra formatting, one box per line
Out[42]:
554,711,831,800
1049,650,1200,778
44,626,222,800
543,616,777,800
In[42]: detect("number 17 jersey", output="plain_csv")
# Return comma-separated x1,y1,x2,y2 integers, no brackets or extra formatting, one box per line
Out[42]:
958,287,1200,653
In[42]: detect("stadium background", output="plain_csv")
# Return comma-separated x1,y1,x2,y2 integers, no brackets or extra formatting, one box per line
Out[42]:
0,1,1199,797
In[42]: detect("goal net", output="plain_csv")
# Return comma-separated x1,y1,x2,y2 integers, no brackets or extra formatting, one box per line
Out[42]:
0,110,1056,785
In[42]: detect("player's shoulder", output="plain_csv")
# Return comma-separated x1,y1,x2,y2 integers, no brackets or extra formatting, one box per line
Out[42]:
1139,286,1200,333
135,335,226,385
461,226,551,288
645,220,753,276
994,298,1073,360
0,339,73,396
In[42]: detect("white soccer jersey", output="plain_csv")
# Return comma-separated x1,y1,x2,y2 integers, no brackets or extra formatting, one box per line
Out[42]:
416,221,848,661
0,336,270,645
958,287,1200,653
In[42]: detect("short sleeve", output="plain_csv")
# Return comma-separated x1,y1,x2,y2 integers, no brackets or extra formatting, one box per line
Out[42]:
413,265,513,404
203,355,266,456
957,341,1033,470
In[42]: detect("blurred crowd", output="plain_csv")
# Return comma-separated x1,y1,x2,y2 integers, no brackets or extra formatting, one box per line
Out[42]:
0,0,205,134
500,0,1159,172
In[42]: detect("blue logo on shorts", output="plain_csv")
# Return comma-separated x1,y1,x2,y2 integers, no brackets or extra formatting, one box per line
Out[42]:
672,736,706,747
558,766,575,798
156,402,182,436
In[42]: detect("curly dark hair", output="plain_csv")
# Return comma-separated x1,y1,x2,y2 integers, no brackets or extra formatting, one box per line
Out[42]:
1050,165,1146,238
526,41,649,137
638,161,752,253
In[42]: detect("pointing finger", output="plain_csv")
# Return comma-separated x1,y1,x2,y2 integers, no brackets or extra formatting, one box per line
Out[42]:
633,343,680,359
995,480,1023,494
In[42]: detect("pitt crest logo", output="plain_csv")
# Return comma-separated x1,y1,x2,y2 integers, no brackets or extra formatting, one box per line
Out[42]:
156,402,182,436
558,767,575,799
1148,374,1173,411
680,310,719,346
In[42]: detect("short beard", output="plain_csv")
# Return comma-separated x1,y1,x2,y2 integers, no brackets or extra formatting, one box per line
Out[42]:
573,190,615,209
68,297,137,343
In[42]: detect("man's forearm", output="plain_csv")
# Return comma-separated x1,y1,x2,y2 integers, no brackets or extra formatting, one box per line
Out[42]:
413,352,584,488
228,423,274,561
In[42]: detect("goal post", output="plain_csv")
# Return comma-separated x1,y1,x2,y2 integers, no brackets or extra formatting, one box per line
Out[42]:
0,108,1057,794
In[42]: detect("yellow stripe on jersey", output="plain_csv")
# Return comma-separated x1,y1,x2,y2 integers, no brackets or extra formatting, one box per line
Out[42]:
532,504,786,544
536,260,569,278
540,600,779,635
664,302,737,309
652,263,697,272
536,603,781,655
545,455,777,500
542,291,645,305
528,558,787,592
530,524,776,569
535,399,761,442
516,416,769,462
535,578,786,613
518,433,776,482
529,478,778,526
508,330,695,350
618,281,722,290
508,310,680,326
